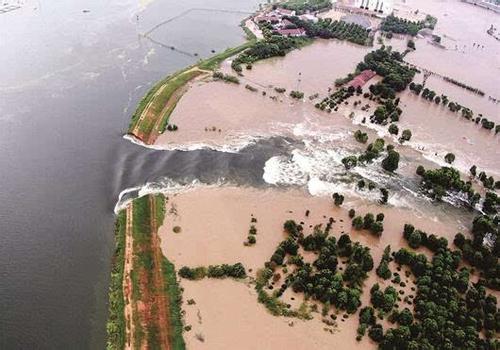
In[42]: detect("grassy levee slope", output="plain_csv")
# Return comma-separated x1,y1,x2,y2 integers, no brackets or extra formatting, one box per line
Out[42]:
108,194,185,350
162,257,185,350
128,39,256,144
106,211,127,350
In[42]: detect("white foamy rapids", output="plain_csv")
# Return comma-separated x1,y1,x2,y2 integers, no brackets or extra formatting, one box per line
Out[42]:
307,177,383,203
123,133,262,153
114,178,230,214
261,121,429,208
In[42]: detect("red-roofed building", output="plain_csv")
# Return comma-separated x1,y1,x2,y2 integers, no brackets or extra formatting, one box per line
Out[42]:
348,69,376,88
276,8,296,16
254,14,280,23
276,28,306,37
280,18,295,28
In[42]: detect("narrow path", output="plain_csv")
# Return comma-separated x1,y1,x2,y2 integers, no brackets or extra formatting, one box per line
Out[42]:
146,68,210,144
132,67,210,144
131,82,168,141
149,196,171,350
123,204,135,350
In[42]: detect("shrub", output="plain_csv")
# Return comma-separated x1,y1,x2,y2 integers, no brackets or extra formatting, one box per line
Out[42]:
444,153,455,164
290,90,304,99
352,216,364,230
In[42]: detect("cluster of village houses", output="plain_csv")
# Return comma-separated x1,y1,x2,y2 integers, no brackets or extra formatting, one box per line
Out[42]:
251,1,385,38
253,7,318,37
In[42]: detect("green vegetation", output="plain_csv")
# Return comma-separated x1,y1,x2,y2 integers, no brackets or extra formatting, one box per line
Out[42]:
444,152,455,164
376,246,392,280
231,35,310,72
370,283,397,313
290,90,305,99
382,148,400,172
470,166,500,190
129,39,257,137
370,98,402,124
400,129,412,143
442,76,485,96
354,130,368,143
256,220,374,318
332,192,345,206
316,87,356,112
342,155,358,170
414,165,499,213
358,138,385,163
245,84,258,92
454,215,500,290
407,39,415,50
162,258,186,350
408,83,496,132
106,211,126,350
280,0,332,14
130,69,203,135
380,14,436,36
245,223,258,246
352,212,384,237
212,71,240,84
178,263,247,280
126,194,187,349
362,47,416,98
379,223,500,349
389,123,399,135
286,16,372,46
198,41,257,71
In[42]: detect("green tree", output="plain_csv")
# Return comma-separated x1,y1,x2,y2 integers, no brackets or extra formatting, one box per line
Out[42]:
444,153,455,164
382,149,400,172
388,123,399,135
352,216,364,230
342,156,358,170
399,129,412,143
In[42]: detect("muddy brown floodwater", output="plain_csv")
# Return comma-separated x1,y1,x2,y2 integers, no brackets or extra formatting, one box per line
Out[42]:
158,186,469,350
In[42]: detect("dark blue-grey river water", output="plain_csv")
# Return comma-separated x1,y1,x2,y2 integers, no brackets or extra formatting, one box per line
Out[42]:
0,0,278,348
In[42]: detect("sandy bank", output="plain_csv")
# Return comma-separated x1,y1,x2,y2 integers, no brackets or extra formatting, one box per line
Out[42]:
158,186,466,350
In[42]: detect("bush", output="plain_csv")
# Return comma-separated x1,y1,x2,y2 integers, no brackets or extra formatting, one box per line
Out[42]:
416,165,425,176
333,192,345,206
352,216,364,230
370,222,384,237
290,90,304,99
248,235,256,245
342,156,358,170
399,129,412,143
382,149,400,172
354,130,369,143
444,153,455,164
388,123,399,135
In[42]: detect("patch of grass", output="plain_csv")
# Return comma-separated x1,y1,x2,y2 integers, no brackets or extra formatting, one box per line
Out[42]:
106,211,126,350
197,40,256,71
154,194,166,228
162,257,186,350
132,195,151,243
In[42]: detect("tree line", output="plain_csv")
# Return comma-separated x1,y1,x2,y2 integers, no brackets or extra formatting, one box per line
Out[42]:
409,82,498,133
